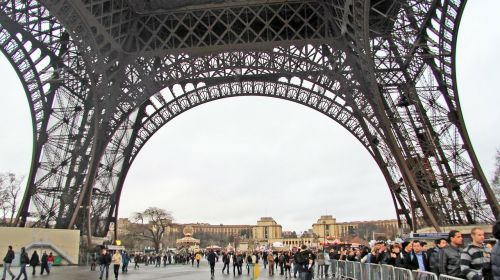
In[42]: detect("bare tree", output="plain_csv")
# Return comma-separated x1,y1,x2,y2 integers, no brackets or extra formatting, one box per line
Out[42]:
492,150,500,200
131,207,173,252
0,172,24,226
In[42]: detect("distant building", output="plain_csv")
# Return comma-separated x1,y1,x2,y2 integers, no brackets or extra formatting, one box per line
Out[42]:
117,215,405,250
252,217,282,240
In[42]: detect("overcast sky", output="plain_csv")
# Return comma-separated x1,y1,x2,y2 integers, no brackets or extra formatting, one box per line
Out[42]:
0,1,498,233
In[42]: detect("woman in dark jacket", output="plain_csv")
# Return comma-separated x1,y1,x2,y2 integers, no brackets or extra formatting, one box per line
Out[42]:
30,250,40,275
492,217,500,280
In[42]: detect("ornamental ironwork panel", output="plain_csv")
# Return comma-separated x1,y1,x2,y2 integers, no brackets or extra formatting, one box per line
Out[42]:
0,0,496,238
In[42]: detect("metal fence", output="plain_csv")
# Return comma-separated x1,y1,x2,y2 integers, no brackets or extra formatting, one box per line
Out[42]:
412,271,438,280
330,260,458,280
394,266,413,280
438,275,463,280
381,264,396,280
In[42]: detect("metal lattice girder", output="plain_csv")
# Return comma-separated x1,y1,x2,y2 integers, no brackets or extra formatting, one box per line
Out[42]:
0,0,497,237
0,0,97,229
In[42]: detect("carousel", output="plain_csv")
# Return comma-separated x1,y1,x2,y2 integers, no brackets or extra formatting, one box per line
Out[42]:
176,226,200,250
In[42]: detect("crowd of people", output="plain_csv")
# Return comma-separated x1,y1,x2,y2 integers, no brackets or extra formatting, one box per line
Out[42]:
199,220,500,280
87,218,500,280
335,227,496,280
3,219,499,280
1,246,55,280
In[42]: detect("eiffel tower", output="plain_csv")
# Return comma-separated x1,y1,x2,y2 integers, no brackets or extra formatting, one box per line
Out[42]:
0,0,497,239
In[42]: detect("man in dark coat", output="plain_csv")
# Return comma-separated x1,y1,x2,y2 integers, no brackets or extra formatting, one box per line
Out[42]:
491,216,500,280
16,247,29,280
98,249,112,280
40,251,49,275
207,250,217,278
29,251,40,275
222,252,230,274
403,240,430,271
295,244,315,280
427,238,447,274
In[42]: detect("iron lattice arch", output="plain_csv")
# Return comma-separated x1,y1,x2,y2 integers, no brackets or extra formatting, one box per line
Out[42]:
0,0,497,237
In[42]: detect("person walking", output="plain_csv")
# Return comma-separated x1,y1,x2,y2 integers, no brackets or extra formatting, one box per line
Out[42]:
195,251,202,268
279,252,285,275
296,245,315,280
29,251,40,276
284,251,292,279
2,245,16,280
245,252,253,275
293,249,301,278
98,249,112,280
438,230,463,277
91,253,97,271
207,250,217,279
134,254,140,270
461,228,492,280
46,252,54,273
40,251,49,275
316,250,325,278
222,252,230,274
267,251,275,276
236,251,243,275
15,247,29,280
121,252,129,274
112,250,122,280
232,253,238,276
262,251,268,270
323,249,331,278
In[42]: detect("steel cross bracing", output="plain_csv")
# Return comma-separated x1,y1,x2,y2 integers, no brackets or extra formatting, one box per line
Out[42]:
0,0,496,237
0,1,98,229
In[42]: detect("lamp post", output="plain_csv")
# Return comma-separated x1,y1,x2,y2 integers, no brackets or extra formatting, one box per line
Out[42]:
322,221,326,251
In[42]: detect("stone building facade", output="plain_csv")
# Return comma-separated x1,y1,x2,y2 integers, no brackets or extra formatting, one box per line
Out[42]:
117,215,403,249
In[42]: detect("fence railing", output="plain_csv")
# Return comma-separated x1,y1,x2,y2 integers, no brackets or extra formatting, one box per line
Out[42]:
330,260,458,280
438,275,463,280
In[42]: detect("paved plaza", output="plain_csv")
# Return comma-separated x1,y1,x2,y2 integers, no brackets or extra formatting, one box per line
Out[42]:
3,261,308,280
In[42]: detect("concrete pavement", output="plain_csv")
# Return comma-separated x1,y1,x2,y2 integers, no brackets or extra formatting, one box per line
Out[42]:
2,261,325,280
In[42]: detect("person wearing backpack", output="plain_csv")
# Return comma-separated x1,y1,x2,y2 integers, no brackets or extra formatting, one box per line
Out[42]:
295,245,315,280
15,247,29,280
2,245,15,280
